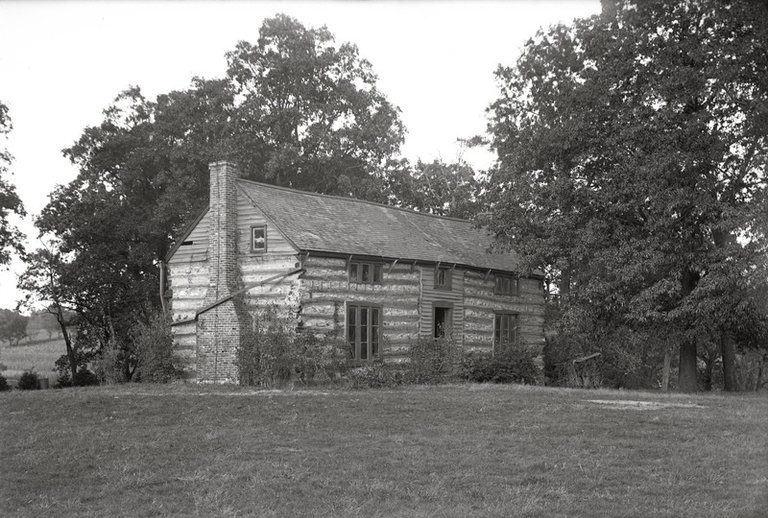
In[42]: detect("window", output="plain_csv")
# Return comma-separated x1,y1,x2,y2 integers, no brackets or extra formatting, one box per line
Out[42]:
349,261,382,285
251,225,267,253
347,304,381,360
494,275,519,296
494,313,519,352
434,266,452,290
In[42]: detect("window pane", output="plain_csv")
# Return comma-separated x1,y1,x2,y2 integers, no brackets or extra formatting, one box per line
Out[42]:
362,264,371,283
347,305,356,358
360,308,368,359
437,268,446,286
252,227,266,250
371,309,379,356
373,264,382,283
494,315,501,345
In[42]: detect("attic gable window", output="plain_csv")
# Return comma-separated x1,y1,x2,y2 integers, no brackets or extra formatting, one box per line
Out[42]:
434,266,452,290
494,275,519,296
349,261,382,285
251,225,267,253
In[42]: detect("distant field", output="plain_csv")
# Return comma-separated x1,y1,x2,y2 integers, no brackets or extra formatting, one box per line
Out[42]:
0,337,62,380
1,384,766,517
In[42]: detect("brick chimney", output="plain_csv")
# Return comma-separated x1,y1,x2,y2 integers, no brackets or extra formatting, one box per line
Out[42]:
196,161,244,383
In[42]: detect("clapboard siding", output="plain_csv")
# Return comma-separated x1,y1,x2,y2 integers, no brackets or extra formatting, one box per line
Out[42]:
236,186,298,256
169,212,210,264
419,267,465,341
463,270,545,353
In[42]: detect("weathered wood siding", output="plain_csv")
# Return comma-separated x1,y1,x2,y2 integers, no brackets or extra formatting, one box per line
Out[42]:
419,267,465,342
168,189,302,372
463,271,545,355
299,256,421,362
166,260,208,375
236,188,302,322
169,212,210,264
236,185,296,256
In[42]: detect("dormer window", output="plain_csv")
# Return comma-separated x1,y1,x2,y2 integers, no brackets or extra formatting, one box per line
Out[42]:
251,225,267,253
494,275,518,296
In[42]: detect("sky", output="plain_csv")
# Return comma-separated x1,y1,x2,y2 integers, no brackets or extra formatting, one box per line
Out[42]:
0,0,600,311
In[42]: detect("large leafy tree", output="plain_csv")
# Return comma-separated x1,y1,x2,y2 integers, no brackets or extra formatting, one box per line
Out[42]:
0,101,26,266
485,0,768,392
227,14,404,199
385,159,482,219
26,15,406,375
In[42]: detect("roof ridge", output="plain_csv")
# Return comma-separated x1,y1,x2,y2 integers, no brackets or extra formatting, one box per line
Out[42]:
236,178,476,225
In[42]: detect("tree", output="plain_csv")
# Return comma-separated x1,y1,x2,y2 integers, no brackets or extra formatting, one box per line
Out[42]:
385,159,483,219
0,309,28,346
485,0,768,392
0,101,26,266
226,14,404,199
29,15,406,377
17,247,84,383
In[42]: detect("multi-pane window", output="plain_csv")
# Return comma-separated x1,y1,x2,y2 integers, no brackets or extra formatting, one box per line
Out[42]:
434,266,452,290
251,225,267,253
347,304,381,360
349,262,383,285
494,313,519,352
494,275,519,296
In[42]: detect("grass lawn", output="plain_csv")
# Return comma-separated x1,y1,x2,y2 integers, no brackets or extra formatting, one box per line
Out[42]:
1,384,766,517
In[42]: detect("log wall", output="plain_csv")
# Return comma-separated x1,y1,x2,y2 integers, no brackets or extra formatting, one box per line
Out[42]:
463,271,545,356
299,256,421,362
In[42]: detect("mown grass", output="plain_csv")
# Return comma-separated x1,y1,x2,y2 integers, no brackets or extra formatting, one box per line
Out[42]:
0,338,62,379
1,384,766,517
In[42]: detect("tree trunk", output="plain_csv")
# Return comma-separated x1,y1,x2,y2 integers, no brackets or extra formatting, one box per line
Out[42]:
678,338,698,393
703,349,714,391
677,268,700,392
661,346,671,392
60,321,76,383
720,330,738,392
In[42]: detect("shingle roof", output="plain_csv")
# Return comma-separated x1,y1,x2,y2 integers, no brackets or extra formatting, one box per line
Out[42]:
237,179,525,273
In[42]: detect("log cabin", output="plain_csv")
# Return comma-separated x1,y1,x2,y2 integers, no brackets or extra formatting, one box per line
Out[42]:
166,162,545,382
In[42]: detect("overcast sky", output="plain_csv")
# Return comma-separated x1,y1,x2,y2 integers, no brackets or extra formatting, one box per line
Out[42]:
0,0,599,310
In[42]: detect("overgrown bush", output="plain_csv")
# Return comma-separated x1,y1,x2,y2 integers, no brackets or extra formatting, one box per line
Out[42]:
347,361,405,389
0,372,10,391
238,306,348,387
132,312,181,383
406,335,461,384
462,348,540,384
17,370,39,390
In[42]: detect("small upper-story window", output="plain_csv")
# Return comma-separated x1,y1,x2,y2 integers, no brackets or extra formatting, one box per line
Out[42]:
251,225,267,253
434,266,452,290
494,275,519,296
349,261,382,285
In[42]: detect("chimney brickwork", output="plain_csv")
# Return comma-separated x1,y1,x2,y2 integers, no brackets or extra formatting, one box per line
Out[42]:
196,161,245,383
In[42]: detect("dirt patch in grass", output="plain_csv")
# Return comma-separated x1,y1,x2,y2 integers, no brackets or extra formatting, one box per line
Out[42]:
1,384,766,517
585,399,706,410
